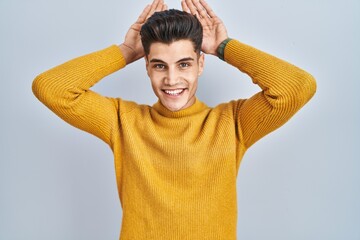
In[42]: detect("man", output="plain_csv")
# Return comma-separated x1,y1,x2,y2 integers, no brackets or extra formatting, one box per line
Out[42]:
32,0,316,239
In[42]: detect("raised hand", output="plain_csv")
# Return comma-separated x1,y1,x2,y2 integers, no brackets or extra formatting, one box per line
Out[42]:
119,0,167,64
121,0,226,62
181,0,228,56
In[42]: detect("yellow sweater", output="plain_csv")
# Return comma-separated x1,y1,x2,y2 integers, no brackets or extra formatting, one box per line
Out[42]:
32,39,316,239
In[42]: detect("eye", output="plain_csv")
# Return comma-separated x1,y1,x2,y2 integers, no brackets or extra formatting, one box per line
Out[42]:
179,62,190,68
153,64,166,70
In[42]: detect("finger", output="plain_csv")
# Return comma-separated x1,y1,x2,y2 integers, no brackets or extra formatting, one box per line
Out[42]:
193,0,209,19
146,0,161,19
155,0,165,12
136,4,151,23
199,0,217,18
185,0,208,24
162,4,168,11
185,0,198,16
181,0,190,13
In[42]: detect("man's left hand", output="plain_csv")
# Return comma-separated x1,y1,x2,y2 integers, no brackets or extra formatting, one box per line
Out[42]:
181,0,228,56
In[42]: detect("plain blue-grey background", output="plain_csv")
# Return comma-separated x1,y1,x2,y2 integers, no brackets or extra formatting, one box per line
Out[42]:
1,0,359,239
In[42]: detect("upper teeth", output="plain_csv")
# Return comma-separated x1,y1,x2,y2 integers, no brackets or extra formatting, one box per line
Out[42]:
164,89,184,95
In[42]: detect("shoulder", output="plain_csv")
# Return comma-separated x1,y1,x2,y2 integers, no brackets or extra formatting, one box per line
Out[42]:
116,98,152,116
211,99,247,118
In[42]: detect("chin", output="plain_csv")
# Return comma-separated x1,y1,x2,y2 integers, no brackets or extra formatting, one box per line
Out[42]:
156,87,196,112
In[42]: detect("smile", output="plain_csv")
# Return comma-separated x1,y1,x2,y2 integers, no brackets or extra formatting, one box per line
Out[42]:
162,88,186,96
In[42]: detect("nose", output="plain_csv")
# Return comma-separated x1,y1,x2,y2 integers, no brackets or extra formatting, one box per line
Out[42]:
163,67,179,86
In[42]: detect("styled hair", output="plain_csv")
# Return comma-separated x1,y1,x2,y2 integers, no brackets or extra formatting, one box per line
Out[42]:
140,9,203,56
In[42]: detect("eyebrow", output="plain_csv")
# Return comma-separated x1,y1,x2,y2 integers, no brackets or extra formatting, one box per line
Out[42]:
149,57,195,64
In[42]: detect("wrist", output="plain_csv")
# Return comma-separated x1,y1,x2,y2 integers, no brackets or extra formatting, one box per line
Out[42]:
118,43,138,65
217,38,233,61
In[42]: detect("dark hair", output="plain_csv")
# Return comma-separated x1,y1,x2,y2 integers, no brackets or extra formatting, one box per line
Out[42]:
140,9,203,56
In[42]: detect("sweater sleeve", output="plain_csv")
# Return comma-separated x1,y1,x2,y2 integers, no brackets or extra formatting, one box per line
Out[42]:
32,45,127,146
224,40,317,149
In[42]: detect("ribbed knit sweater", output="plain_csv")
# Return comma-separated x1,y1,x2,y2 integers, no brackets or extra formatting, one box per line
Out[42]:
32,39,316,239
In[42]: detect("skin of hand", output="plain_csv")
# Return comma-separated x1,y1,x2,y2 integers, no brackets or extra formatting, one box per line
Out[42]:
181,0,228,56
119,0,167,64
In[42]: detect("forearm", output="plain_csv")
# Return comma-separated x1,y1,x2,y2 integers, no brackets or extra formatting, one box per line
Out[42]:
32,45,127,144
225,39,317,148
224,39,317,108
32,45,126,109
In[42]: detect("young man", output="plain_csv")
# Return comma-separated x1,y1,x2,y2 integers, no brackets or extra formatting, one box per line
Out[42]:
32,0,316,239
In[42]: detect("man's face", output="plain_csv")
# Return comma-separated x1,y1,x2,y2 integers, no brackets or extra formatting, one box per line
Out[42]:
146,39,204,112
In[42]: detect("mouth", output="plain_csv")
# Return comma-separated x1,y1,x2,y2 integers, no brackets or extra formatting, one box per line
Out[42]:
162,88,186,97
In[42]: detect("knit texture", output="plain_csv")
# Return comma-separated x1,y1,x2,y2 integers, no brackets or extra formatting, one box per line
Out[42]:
32,39,316,240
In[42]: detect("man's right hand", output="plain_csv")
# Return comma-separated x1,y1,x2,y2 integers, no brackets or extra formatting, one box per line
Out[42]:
119,0,167,65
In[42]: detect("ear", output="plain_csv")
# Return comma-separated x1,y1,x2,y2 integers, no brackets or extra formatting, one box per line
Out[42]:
198,53,205,76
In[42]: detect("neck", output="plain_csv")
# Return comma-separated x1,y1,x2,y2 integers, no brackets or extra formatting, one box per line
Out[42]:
152,98,208,118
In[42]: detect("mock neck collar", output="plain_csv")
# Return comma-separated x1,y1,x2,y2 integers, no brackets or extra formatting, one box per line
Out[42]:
152,98,208,118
